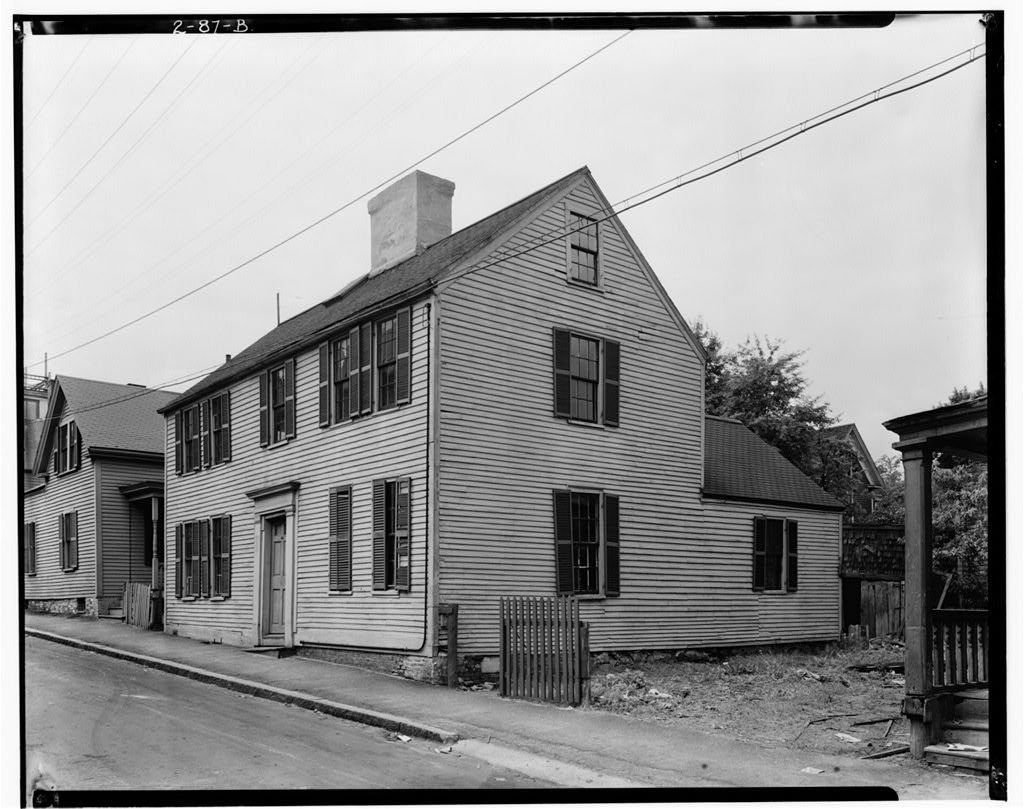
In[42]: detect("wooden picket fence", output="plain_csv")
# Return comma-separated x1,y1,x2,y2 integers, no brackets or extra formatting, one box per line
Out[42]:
123,582,153,629
499,596,590,705
860,580,905,639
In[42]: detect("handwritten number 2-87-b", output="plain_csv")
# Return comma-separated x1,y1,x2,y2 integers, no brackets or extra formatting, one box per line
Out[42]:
172,19,250,34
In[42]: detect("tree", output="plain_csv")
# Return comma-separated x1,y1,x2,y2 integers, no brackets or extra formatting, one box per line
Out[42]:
693,320,838,478
863,453,906,525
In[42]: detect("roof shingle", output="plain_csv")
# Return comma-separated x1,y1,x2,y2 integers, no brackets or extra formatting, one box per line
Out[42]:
704,415,845,511
161,167,589,412
57,376,177,456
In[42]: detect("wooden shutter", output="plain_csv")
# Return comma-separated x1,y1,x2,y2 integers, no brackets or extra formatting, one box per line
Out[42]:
604,494,620,597
218,515,232,598
318,342,331,427
284,358,296,439
174,411,183,474
372,479,387,591
786,520,799,592
359,322,372,414
59,515,66,570
752,516,766,591
69,421,80,470
396,307,412,405
259,372,269,447
329,488,352,591
603,340,620,427
26,524,36,576
222,392,232,462
395,478,411,593
553,329,572,418
69,512,78,569
201,400,212,468
175,524,183,598
348,325,361,417
553,490,573,595
199,519,211,597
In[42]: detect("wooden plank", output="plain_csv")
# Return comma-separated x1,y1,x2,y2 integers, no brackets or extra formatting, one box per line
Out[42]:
934,621,945,688
571,598,580,705
958,620,968,685
542,597,550,702
498,599,505,697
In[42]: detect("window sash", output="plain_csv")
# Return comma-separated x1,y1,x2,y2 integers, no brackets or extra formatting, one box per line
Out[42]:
568,212,599,285
270,366,287,442
570,492,601,595
332,336,351,422
377,317,398,410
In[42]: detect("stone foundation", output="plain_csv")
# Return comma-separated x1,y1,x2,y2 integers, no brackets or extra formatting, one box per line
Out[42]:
26,597,97,617
296,646,450,684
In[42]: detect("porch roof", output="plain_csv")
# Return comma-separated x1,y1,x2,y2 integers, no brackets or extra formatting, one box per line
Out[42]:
883,395,988,460
119,480,164,501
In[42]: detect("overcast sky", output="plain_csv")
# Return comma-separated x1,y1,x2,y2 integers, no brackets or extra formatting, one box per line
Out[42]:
17,12,989,462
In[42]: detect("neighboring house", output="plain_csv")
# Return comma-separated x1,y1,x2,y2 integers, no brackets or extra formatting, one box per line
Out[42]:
23,376,176,617
23,373,51,491
820,422,884,520
157,167,844,669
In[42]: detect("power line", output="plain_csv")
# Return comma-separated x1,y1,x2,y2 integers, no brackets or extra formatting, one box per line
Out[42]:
25,38,200,247
24,37,92,130
26,31,631,368
34,45,985,419
26,37,138,180
27,35,328,304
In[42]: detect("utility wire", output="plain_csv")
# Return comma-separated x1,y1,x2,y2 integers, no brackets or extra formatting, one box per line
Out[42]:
26,38,200,244
33,42,985,416
26,37,138,180
24,38,92,130
27,35,328,303
27,31,631,368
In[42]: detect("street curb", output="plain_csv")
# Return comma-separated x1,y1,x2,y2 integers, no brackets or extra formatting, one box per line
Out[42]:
26,628,460,745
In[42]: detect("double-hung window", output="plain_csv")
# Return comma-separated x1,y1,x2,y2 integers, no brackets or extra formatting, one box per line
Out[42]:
53,421,80,474
567,211,599,285
58,511,78,572
372,477,411,592
258,359,296,446
209,393,231,465
552,329,620,426
176,394,231,473
183,406,201,471
317,307,412,426
211,516,232,597
175,517,231,599
752,517,798,592
553,490,620,597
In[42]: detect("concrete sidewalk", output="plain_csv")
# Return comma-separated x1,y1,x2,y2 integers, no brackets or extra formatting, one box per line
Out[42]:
23,612,987,798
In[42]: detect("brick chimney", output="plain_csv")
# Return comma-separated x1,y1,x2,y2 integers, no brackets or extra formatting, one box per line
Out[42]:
367,170,455,276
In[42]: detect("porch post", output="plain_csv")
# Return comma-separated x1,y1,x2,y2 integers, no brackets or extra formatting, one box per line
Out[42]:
151,496,161,591
902,445,933,757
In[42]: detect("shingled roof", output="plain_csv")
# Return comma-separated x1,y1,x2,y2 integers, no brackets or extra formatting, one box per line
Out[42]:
704,415,845,511
36,376,178,471
161,166,590,413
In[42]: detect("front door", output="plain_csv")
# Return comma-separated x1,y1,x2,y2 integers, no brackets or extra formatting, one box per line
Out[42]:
263,515,287,640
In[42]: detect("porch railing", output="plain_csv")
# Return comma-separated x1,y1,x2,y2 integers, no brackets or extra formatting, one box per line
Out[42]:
931,609,989,690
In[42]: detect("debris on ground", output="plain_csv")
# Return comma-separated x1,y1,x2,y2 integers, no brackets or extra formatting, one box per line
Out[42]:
835,732,862,744
861,744,910,760
396,733,412,742
947,743,989,752
435,746,453,754
800,766,825,774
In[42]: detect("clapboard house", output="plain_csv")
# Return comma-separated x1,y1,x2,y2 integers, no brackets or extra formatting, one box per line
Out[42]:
23,376,176,616
158,168,844,667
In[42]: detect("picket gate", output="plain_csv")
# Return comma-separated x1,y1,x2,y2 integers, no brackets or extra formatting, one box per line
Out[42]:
123,582,153,629
499,596,590,705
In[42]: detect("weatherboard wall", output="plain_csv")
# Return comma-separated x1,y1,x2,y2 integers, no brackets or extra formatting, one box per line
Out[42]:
96,458,161,599
163,300,432,651
434,176,711,654
23,453,97,603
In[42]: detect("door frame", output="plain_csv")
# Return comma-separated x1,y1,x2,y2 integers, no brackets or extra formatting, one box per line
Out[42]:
260,512,288,644
245,481,300,647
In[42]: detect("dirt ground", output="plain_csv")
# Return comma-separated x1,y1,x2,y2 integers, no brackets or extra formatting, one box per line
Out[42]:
585,637,913,758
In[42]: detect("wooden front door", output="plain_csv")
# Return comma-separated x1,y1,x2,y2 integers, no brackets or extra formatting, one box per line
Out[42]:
263,515,287,640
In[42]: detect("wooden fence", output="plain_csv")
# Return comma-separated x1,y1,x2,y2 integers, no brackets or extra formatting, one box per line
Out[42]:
931,609,989,689
123,582,153,629
499,596,590,705
860,580,905,639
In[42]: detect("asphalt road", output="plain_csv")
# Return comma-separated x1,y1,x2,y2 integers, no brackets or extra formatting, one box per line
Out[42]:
24,636,553,795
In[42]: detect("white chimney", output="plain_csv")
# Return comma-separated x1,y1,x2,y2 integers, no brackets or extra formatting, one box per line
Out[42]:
367,170,455,275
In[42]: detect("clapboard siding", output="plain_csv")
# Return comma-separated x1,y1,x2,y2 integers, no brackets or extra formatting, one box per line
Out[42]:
164,300,431,650
97,459,162,598
23,452,97,601
436,177,707,654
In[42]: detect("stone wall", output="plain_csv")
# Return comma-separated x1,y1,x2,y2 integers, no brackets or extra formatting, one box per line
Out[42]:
25,597,97,617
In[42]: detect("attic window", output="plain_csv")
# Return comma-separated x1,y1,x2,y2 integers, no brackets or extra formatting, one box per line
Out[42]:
54,421,80,475
567,211,599,286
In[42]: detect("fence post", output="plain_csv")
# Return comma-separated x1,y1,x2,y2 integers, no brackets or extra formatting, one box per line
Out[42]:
447,604,459,688
579,622,591,706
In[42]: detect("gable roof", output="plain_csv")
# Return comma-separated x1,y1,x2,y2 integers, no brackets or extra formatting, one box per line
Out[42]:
820,422,884,488
161,166,591,413
704,415,845,511
35,376,177,472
